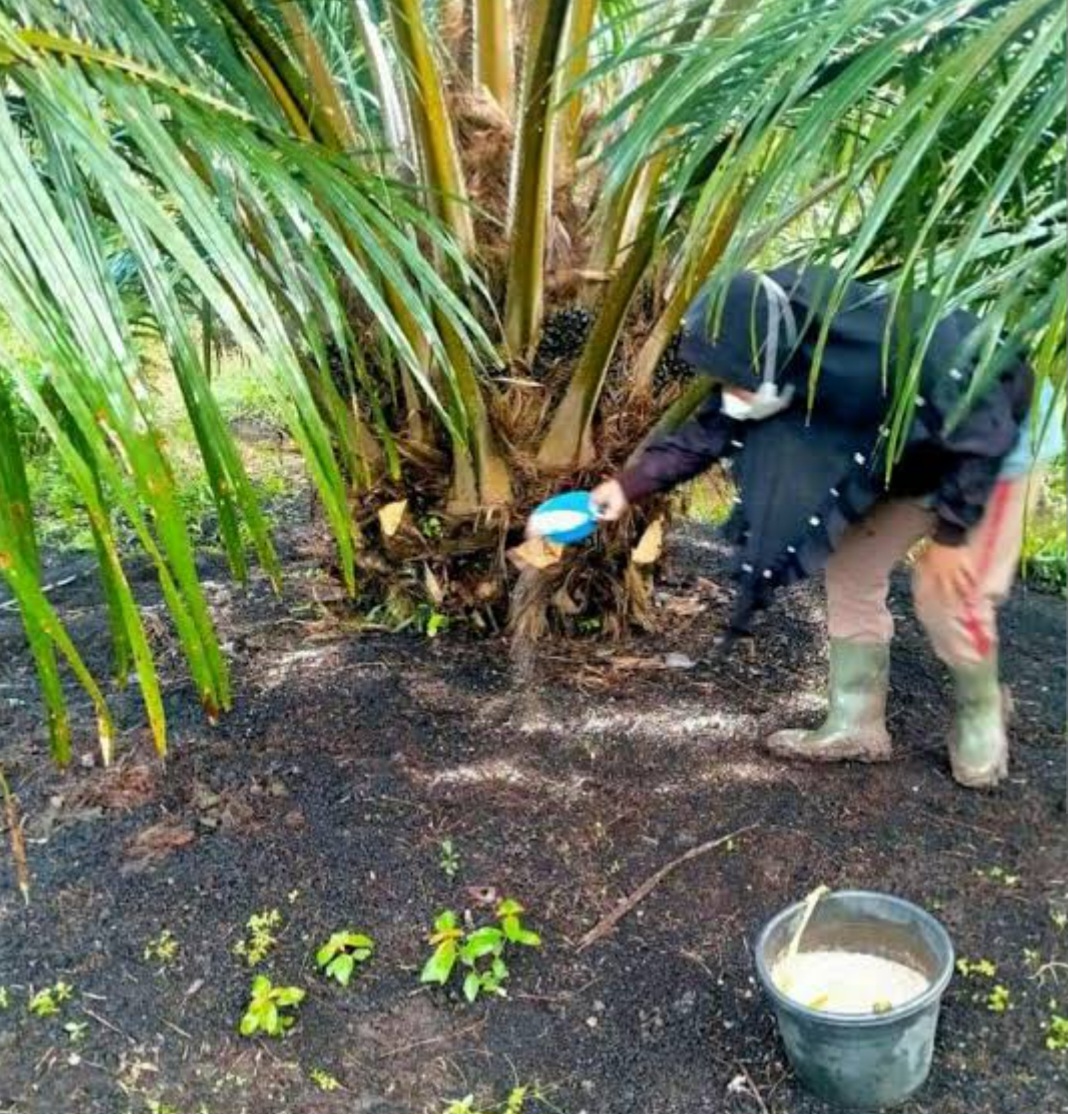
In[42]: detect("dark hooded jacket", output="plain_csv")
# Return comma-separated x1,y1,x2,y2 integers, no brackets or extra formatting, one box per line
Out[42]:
619,267,1033,632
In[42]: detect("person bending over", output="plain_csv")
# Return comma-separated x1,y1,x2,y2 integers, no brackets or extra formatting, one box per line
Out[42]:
591,267,1061,789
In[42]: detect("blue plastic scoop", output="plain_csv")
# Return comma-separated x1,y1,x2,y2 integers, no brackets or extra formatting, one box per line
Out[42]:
527,490,600,545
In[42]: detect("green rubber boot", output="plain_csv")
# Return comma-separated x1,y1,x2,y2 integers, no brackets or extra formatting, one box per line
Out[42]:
948,655,1009,789
766,640,892,763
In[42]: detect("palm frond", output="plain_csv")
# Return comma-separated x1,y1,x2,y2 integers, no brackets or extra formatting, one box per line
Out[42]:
503,0,572,358
0,1,491,758
596,0,1065,439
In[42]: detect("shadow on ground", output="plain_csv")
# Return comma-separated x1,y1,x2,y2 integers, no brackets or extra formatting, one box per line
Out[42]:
1,524,1065,1114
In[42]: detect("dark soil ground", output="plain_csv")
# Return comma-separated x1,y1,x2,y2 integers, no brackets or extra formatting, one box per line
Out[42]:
0,522,1065,1114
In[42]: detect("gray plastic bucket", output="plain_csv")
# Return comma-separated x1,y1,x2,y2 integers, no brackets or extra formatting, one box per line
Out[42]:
754,890,954,1110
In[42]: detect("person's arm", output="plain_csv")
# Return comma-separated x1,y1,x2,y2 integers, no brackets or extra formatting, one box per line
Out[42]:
917,359,1033,605
929,359,1034,546
591,391,740,521
618,390,740,502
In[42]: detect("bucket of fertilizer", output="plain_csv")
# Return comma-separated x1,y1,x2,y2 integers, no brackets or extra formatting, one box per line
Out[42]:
755,890,954,1110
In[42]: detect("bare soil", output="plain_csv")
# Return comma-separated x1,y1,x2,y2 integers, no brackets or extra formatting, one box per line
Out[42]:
0,522,1065,1114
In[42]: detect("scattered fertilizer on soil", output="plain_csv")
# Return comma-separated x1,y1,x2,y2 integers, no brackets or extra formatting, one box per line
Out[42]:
773,950,930,1014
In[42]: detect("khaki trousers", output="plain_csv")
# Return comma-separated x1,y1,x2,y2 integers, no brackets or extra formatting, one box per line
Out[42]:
825,478,1032,667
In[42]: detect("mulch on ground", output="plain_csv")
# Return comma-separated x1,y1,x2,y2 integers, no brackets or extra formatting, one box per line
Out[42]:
1,524,1065,1114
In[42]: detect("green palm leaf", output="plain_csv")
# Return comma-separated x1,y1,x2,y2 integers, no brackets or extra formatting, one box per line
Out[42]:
0,0,491,758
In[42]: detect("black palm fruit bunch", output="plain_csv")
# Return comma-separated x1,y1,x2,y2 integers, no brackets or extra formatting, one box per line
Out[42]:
533,307,593,371
652,331,696,394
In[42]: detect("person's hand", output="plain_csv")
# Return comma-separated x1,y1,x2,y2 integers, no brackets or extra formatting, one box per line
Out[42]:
590,478,628,522
917,542,976,607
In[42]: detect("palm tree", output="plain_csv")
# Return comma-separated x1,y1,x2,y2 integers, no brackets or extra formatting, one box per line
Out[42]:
0,0,1063,764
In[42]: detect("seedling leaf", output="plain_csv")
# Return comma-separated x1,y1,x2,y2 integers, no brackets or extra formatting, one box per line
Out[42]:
274,987,305,1007
329,953,355,986
432,910,460,937
462,926,504,961
463,971,481,1003
421,940,458,985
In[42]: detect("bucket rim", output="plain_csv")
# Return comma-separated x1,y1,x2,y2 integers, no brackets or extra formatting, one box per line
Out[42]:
754,889,955,1028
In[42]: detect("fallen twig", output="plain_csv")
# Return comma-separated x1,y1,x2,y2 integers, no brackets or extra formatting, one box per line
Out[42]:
680,948,718,983
376,1018,485,1061
576,824,758,952
0,764,30,903
162,1018,193,1041
33,1046,57,1075
728,1063,770,1114
1031,960,1068,985
81,1007,135,1045
0,574,79,611
912,806,1004,842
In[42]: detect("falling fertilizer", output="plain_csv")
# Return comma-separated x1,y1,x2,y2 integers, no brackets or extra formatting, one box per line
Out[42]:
509,489,603,695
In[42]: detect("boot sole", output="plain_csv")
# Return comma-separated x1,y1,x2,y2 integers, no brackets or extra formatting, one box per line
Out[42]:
951,744,1009,789
765,730,892,764
951,762,1007,789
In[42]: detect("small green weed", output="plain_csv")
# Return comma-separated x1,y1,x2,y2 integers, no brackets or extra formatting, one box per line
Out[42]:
64,1020,89,1043
956,958,997,978
28,981,74,1018
957,958,1010,1009
421,899,541,1003
422,910,465,986
439,839,461,879
144,930,180,966
1022,463,1067,594
234,910,282,966
417,605,449,638
0,987,9,1010
986,984,1011,1013
239,975,305,1038
145,1100,179,1114
971,864,1024,891
1045,1013,1068,1052
315,931,375,987
976,865,1020,887
1052,909,1067,932
419,515,443,540
441,1085,538,1113
497,899,542,948
309,1068,342,1092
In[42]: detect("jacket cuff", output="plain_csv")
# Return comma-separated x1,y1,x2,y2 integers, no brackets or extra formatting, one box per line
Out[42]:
932,518,967,547
618,466,661,504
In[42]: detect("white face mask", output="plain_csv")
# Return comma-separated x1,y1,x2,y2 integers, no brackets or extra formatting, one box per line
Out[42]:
721,381,795,422
719,273,800,422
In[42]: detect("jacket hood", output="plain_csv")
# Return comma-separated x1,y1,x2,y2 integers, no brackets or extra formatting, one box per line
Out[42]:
676,266,986,432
